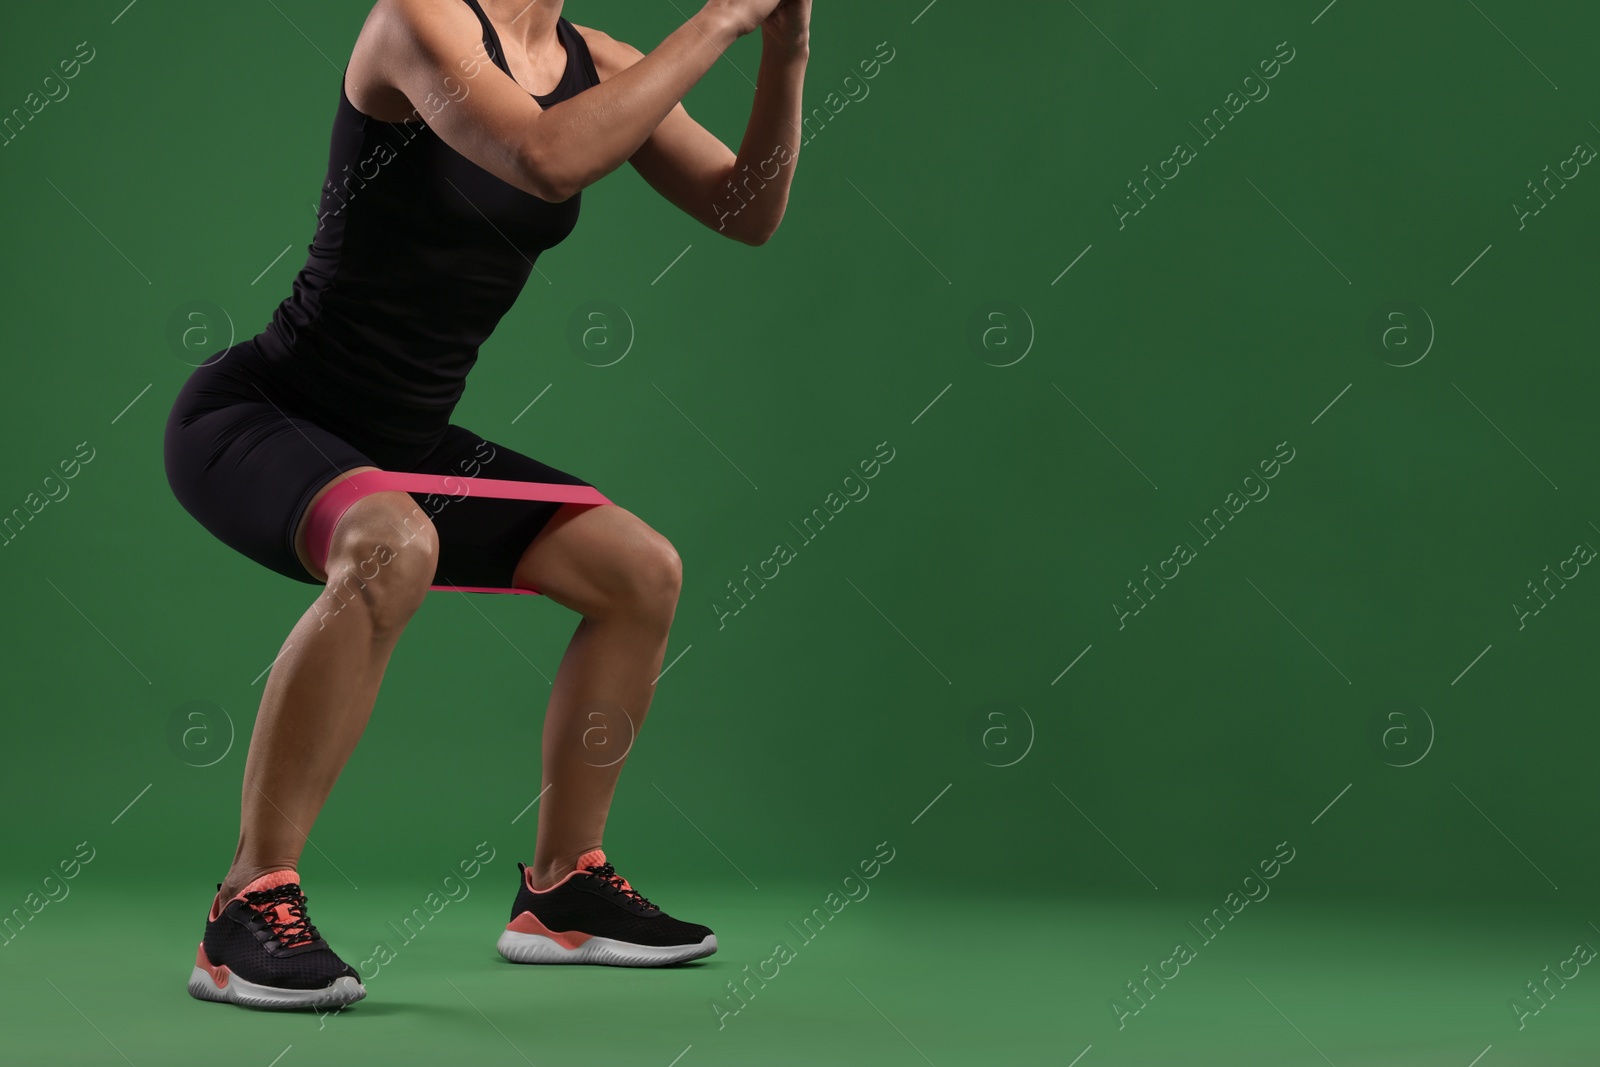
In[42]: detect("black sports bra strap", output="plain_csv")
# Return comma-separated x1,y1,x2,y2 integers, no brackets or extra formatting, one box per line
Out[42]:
458,0,513,78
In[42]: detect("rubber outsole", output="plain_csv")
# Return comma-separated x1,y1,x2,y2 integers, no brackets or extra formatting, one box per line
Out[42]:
187,967,367,1011
496,928,717,967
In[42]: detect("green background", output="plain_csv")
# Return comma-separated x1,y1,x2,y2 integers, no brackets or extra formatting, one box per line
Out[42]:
3,0,1597,1062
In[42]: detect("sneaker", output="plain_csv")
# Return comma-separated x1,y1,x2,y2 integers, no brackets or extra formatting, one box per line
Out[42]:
187,870,367,1010
496,849,717,966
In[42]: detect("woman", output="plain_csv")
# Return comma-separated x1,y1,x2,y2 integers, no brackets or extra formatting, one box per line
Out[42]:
165,0,808,1010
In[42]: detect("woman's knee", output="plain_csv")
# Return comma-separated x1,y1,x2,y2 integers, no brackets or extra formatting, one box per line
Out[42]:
320,493,439,633
516,505,682,624
637,533,683,612
591,522,682,625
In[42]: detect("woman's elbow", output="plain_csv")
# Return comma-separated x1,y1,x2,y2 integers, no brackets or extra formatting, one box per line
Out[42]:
736,215,784,247
518,164,572,203
518,141,580,203
527,167,580,204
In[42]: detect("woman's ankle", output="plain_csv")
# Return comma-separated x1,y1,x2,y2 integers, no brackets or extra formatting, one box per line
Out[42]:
527,847,601,891
219,863,298,901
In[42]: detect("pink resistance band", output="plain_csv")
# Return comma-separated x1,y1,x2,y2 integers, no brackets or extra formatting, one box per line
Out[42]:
304,470,612,596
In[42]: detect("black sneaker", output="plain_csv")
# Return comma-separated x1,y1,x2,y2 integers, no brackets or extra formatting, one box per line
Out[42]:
187,870,366,1009
496,849,716,966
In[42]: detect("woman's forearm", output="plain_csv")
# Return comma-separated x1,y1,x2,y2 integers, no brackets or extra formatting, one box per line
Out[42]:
721,35,810,243
527,4,743,200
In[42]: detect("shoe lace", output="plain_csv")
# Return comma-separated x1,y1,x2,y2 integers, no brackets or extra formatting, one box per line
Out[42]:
243,882,320,947
584,862,657,910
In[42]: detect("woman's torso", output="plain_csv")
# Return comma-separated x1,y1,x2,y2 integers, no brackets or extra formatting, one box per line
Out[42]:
235,1,599,461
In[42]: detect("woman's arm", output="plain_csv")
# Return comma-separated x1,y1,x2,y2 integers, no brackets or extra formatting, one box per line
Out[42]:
583,0,811,245
372,0,783,202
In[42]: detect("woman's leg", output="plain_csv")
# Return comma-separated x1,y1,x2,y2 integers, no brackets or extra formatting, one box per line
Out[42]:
219,468,441,898
510,504,683,889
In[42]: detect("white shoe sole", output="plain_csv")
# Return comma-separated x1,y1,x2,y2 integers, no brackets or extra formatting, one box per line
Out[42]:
496,929,717,967
187,966,367,1010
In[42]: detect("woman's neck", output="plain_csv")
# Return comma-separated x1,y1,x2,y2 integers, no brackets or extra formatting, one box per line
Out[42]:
479,0,566,56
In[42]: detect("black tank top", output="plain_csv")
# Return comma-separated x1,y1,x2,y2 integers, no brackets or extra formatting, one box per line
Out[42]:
249,1,599,458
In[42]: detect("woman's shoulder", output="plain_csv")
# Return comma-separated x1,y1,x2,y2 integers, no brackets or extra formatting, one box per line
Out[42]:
567,21,645,82
346,0,489,121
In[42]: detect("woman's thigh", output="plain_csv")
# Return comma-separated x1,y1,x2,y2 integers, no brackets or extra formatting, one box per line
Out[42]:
510,503,680,618
410,425,597,591
166,380,611,592
163,359,376,586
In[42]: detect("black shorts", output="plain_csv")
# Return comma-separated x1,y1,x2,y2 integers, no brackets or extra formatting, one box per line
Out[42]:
163,339,593,588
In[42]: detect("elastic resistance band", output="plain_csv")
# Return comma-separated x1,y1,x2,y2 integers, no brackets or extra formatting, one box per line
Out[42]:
304,470,612,595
